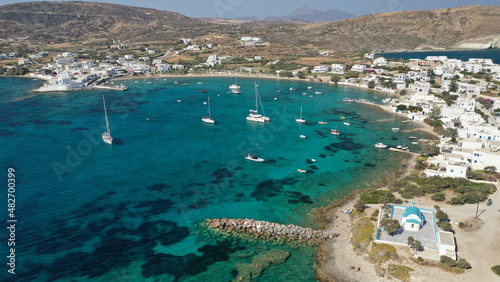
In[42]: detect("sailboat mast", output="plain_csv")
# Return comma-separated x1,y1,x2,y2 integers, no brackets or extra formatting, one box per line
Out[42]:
300,106,303,119
254,82,259,113
103,95,110,134
207,97,211,119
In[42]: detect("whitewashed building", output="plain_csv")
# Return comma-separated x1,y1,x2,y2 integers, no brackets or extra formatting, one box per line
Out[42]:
351,64,366,72
312,65,330,73
330,64,345,74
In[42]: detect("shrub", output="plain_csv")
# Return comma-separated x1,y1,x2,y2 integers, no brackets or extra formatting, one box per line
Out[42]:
458,222,465,229
441,221,453,232
431,193,446,201
372,209,379,217
492,265,500,276
417,256,424,262
354,200,366,212
457,258,471,269
381,218,401,235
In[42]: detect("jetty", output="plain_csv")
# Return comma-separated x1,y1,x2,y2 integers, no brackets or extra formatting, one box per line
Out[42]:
204,218,337,245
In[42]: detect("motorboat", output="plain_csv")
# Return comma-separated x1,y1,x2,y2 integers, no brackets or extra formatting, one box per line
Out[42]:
245,153,264,162
374,143,388,148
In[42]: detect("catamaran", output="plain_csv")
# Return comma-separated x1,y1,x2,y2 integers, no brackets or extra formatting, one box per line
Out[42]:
102,95,113,145
202,97,215,124
246,82,270,123
229,78,241,94
295,106,306,123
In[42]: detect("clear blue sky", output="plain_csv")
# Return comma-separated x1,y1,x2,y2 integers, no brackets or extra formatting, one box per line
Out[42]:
2,0,499,18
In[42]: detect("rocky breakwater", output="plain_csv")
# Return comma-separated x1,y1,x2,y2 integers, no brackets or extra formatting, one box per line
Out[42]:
204,218,338,245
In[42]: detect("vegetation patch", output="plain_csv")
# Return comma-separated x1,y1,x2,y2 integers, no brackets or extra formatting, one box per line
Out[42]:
492,265,500,276
389,174,496,204
388,264,413,280
369,243,397,263
361,188,396,204
351,217,374,253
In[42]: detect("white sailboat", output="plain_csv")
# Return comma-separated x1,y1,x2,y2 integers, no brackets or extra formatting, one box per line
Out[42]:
229,78,241,94
246,82,270,123
295,106,306,123
202,97,215,124
102,95,113,145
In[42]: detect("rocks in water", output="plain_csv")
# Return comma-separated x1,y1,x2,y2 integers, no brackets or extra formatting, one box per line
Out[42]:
204,218,333,246
233,249,290,281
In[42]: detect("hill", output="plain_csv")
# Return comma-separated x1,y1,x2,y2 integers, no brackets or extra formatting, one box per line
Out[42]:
265,5,500,51
0,2,498,52
0,1,218,43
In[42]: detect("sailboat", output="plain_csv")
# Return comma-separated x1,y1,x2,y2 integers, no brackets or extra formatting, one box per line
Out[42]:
229,78,241,94
330,125,340,136
246,82,270,123
295,106,306,123
202,97,215,124
102,95,113,145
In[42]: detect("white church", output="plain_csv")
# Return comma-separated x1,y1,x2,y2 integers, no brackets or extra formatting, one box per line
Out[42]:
401,203,425,231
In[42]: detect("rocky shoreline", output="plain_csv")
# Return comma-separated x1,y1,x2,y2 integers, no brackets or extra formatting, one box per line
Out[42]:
204,218,338,246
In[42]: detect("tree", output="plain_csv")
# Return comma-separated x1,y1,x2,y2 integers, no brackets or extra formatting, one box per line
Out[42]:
435,210,449,222
381,218,401,235
431,193,446,202
441,221,453,232
399,89,407,96
414,240,422,252
354,200,366,212
330,75,340,84
484,166,497,173
368,80,375,89
407,236,415,247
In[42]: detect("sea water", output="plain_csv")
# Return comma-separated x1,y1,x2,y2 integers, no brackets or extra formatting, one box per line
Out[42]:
0,76,436,281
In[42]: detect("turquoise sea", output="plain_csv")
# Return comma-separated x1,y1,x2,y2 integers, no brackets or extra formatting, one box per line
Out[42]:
0,76,436,281
380,49,500,64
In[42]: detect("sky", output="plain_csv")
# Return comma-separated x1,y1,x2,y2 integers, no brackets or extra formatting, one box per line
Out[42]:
2,0,499,18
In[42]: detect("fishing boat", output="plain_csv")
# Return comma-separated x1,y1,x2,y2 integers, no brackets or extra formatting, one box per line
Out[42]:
101,95,113,145
374,143,387,148
202,97,215,124
201,90,208,93
245,153,264,162
229,78,241,94
295,106,306,123
289,87,296,91
330,126,340,136
318,121,328,125
246,82,270,123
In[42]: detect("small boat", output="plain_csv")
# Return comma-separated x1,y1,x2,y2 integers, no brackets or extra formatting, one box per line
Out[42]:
396,145,402,149
201,90,208,93
289,87,296,91
135,81,138,83
343,98,354,102
307,86,312,89
197,82,203,84
412,142,418,145
177,100,182,102
309,95,314,98
302,92,308,95
374,143,387,148
229,78,241,94
315,91,322,94
300,135,306,139
202,97,215,124
174,81,179,84
101,95,113,145
274,98,278,100
318,121,328,125
330,126,340,136
147,81,152,84
344,121,350,126
297,169,307,173
295,106,306,123
407,136,418,139
311,159,317,162
392,128,400,132
181,83,189,86
341,116,346,119
245,153,264,162
164,79,167,81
